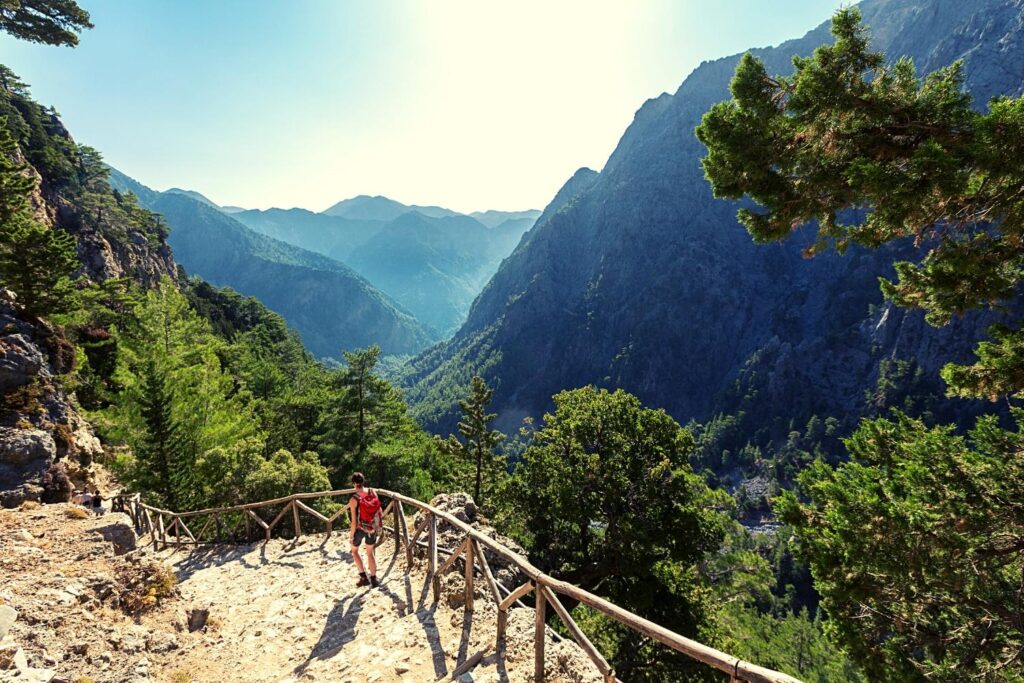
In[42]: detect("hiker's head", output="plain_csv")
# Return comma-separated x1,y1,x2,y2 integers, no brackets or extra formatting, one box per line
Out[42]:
351,472,365,488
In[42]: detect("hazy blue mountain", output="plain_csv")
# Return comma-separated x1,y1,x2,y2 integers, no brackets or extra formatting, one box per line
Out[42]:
344,212,518,334
232,207,385,261
219,205,247,214
235,200,539,334
401,0,1024,441
470,209,542,229
322,194,459,221
109,173,436,359
164,187,222,210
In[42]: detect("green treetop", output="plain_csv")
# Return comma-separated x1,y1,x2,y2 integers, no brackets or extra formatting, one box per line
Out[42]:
0,0,92,47
435,375,505,507
500,386,729,680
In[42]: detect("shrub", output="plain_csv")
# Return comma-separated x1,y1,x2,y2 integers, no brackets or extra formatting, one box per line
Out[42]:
41,462,73,503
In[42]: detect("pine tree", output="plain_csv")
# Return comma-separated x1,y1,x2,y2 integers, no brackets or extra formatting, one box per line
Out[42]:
0,214,79,316
135,358,179,508
696,7,1024,401
0,0,92,47
0,117,33,222
436,375,505,506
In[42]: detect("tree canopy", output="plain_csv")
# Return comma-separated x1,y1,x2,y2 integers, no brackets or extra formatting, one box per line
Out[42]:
0,0,92,46
501,386,729,680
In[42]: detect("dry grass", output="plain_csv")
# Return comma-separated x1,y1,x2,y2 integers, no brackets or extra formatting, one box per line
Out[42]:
119,560,178,613
168,670,192,683
66,506,90,519
20,500,40,510
74,677,96,683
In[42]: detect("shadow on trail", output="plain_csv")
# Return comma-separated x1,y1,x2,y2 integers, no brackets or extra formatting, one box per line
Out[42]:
378,569,449,680
172,541,306,580
293,591,369,676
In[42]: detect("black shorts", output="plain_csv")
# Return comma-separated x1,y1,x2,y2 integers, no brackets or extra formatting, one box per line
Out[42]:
352,528,377,547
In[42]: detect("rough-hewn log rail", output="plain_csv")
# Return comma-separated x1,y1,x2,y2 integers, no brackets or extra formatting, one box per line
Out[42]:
118,489,802,683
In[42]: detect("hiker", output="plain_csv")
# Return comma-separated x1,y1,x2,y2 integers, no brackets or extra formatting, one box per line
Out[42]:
91,490,105,516
348,472,382,588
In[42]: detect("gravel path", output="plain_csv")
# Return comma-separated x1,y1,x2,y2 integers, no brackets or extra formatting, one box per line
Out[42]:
163,529,602,683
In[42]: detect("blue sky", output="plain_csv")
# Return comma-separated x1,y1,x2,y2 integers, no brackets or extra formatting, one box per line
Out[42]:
0,1,846,213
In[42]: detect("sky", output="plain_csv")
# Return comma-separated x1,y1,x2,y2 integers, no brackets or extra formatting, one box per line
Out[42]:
0,1,847,213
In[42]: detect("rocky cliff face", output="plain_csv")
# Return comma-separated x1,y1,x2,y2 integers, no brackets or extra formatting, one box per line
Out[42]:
1,93,176,506
403,0,1024,440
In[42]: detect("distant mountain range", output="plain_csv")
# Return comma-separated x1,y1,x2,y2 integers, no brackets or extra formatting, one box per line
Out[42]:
230,200,540,334
108,169,436,359
109,171,540,342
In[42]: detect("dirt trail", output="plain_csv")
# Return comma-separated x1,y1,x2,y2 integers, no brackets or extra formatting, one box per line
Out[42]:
162,530,602,683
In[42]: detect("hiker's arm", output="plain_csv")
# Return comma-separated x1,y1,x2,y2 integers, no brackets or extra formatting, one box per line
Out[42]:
349,498,357,538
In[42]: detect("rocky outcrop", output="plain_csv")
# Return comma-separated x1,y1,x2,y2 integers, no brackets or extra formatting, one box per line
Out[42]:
0,296,104,507
416,492,529,589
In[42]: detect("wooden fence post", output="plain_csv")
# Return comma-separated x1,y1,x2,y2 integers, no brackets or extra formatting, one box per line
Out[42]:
393,499,401,555
534,582,546,683
428,513,438,576
464,537,475,612
292,498,302,538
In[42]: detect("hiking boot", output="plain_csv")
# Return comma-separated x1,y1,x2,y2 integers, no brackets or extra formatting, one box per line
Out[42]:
370,575,379,588
356,573,370,587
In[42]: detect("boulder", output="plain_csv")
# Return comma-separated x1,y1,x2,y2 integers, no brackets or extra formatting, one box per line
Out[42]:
0,428,57,509
0,330,47,395
0,428,56,468
187,608,209,632
95,515,137,555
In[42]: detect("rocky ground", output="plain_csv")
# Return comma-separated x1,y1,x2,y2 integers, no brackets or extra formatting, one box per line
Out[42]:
0,502,188,683
1,498,603,683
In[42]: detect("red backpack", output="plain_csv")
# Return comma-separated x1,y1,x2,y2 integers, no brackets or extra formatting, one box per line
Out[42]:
355,489,383,533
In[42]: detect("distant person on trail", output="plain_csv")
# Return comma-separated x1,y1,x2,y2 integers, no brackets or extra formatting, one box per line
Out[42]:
349,472,382,588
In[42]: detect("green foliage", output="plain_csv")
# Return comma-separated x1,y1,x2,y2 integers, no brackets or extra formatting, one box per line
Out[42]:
499,386,729,680
318,344,410,469
0,115,33,222
0,0,92,46
777,410,1024,680
696,7,1024,401
104,278,261,509
0,110,80,318
436,375,505,507
0,213,79,317
707,524,865,682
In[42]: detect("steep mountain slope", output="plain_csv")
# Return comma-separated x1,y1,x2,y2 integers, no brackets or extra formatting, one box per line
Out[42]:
402,0,1024,437
345,212,529,334
110,174,437,359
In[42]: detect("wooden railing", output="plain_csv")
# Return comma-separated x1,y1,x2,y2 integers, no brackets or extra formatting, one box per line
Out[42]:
116,489,802,683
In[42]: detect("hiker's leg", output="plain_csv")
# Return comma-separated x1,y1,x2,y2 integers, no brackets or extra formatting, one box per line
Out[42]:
351,543,365,573
366,543,377,575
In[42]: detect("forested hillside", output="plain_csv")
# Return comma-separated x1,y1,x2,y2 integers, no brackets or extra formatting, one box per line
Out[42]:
108,171,436,359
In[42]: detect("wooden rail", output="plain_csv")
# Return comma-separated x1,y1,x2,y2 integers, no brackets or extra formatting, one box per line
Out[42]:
117,490,802,683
